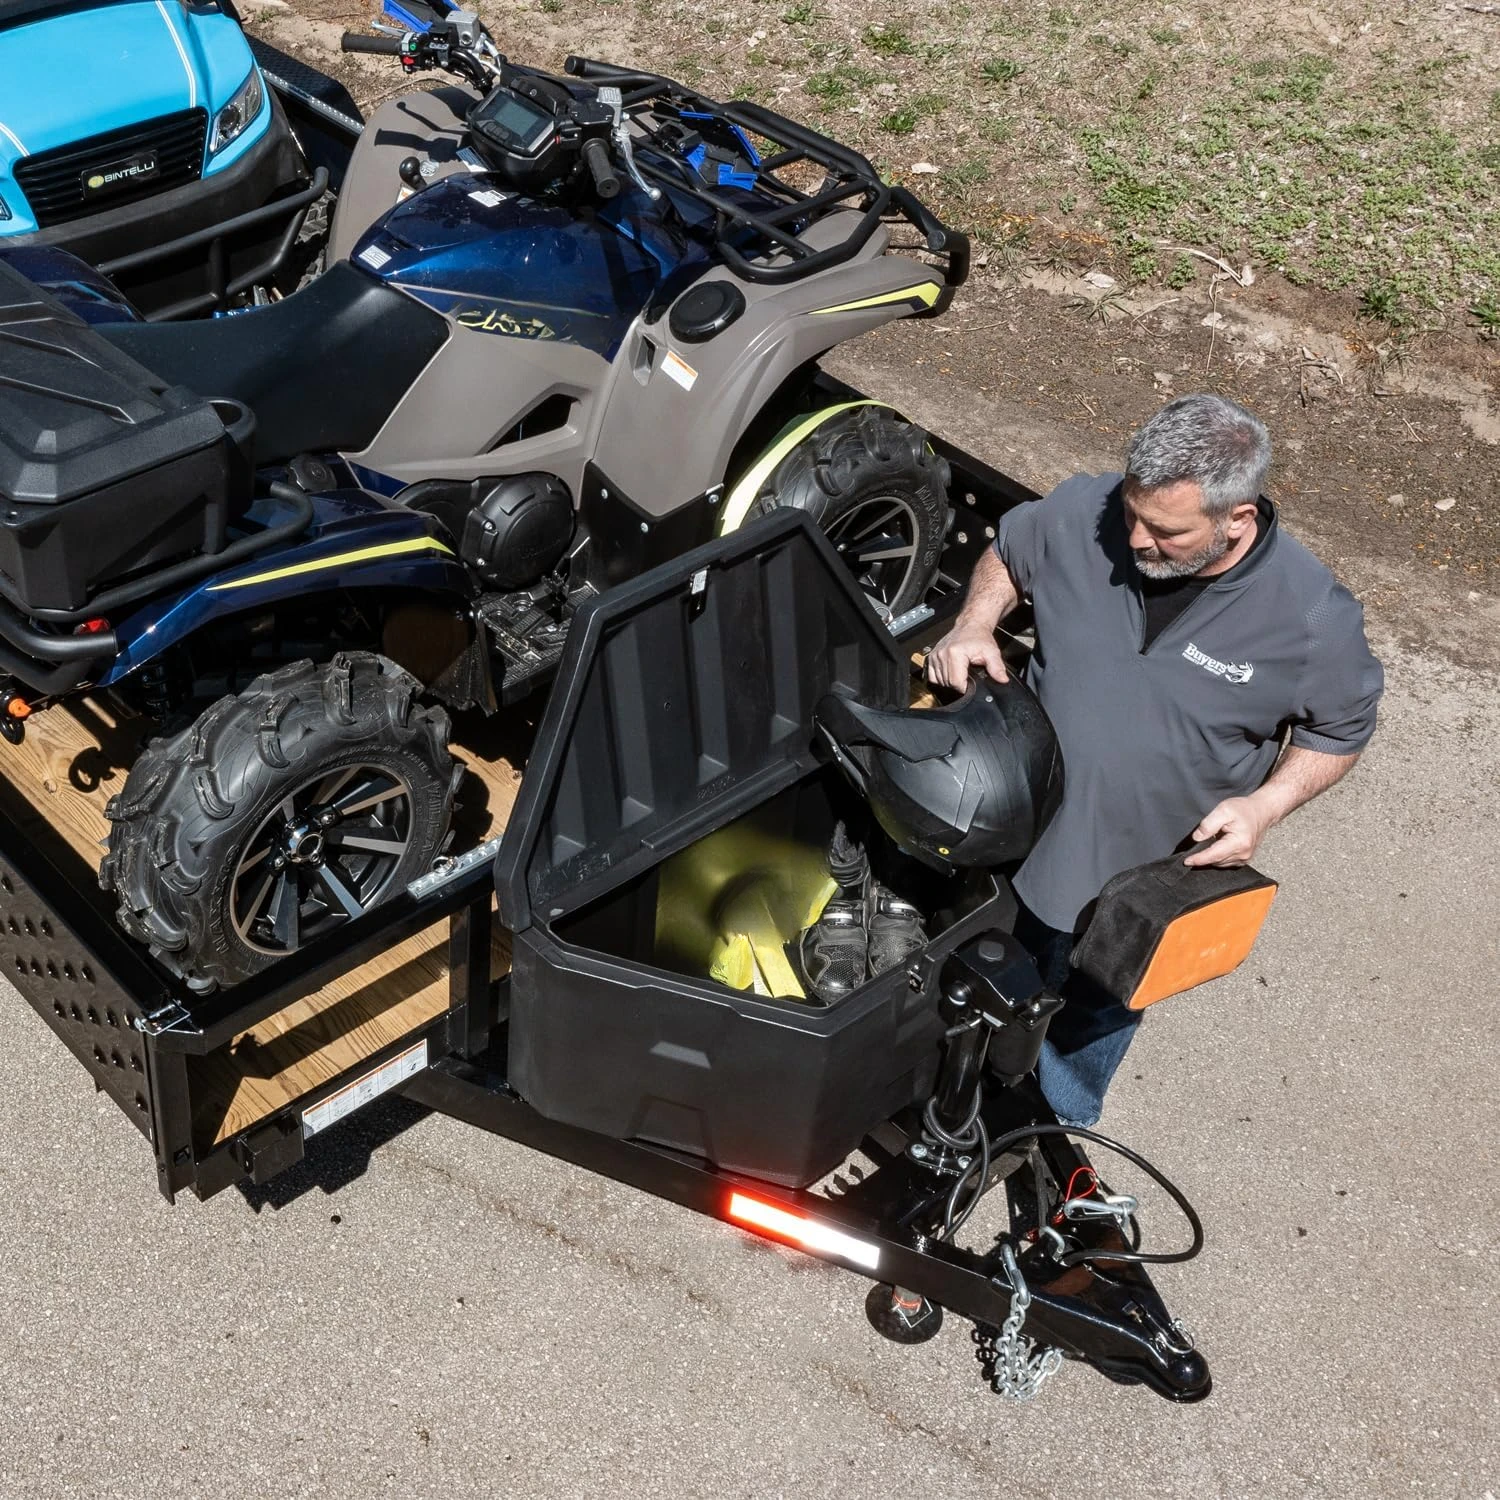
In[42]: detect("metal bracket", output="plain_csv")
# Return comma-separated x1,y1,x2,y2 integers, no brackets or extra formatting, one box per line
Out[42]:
135,1001,194,1038
407,834,506,901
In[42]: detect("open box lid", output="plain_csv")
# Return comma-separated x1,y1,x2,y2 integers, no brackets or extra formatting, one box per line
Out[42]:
496,511,909,932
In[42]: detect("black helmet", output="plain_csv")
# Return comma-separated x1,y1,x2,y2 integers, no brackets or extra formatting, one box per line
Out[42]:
813,674,1063,871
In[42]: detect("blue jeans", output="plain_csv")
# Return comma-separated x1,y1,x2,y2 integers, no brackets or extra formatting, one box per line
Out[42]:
1013,904,1141,1127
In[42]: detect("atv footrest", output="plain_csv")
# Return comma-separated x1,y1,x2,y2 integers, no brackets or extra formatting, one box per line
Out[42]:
480,584,594,704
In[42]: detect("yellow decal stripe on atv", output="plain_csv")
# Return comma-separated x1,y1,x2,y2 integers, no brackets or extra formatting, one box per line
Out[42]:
207,537,455,592
719,400,892,535
809,283,941,317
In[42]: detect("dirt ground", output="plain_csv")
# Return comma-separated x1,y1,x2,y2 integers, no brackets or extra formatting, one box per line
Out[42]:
247,0,1500,668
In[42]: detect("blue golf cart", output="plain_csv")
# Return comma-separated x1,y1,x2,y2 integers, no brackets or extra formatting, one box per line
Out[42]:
0,0,357,317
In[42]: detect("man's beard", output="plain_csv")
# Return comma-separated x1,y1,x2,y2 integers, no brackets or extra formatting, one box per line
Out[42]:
1133,520,1230,581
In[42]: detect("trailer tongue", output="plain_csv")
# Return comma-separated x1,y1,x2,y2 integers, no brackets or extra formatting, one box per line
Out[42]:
0,513,1209,1404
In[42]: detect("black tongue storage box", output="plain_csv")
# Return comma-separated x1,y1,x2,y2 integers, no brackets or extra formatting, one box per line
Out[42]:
496,513,1016,1189
0,258,251,615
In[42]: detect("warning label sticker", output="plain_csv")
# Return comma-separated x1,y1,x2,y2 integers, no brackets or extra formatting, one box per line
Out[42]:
302,1039,428,1139
661,349,698,392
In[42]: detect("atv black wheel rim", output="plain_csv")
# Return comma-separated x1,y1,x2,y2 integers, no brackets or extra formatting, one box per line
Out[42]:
230,762,415,956
825,494,920,615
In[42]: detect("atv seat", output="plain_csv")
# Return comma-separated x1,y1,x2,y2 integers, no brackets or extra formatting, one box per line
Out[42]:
98,263,449,465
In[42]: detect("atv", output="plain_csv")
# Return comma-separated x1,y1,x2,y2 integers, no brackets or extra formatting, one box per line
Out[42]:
0,7,985,990
0,0,348,319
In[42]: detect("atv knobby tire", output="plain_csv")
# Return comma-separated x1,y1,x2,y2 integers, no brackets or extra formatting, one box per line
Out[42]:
100,653,459,991
749,407,950,617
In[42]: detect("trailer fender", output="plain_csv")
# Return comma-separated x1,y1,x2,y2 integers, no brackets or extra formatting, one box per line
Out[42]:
717,399,895,535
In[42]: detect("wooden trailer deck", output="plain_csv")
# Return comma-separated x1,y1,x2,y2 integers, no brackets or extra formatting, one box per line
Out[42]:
0,697,522,1146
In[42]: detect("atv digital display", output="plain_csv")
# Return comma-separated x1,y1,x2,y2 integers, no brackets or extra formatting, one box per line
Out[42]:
473,88,556,156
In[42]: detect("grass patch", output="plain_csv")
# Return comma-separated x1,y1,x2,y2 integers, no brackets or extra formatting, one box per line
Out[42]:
610,0,1499,316
880,106,919,134
1065,45,1500,308
981,57,1025,83
862,23,916,56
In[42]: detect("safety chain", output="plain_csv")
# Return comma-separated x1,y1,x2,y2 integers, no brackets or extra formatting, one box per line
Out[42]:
971,1243,1065,1402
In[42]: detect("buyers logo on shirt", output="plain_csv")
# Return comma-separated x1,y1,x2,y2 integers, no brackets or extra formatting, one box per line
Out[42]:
1183,641,1254,684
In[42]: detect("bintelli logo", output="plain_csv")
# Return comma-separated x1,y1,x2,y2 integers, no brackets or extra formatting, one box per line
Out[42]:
83,154,159,193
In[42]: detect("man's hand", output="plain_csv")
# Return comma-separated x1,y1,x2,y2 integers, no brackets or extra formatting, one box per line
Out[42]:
1184,796,1274,867
926,626,1009,691
1185,745,1362,868
925,546,1022,692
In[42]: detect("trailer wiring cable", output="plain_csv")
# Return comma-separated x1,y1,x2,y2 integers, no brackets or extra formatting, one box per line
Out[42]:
1052,1163,1143,1252
984,1123,1205,1268
920,1088,991,1242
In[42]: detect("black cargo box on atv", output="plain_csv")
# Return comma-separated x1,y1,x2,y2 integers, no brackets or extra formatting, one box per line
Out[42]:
497,512,1014,1188
0,259,251,613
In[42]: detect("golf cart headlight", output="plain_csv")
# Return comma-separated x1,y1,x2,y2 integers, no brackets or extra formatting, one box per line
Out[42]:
210,67,265,154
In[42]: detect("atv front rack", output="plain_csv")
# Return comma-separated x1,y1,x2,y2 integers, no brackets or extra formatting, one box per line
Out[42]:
565,56,970,296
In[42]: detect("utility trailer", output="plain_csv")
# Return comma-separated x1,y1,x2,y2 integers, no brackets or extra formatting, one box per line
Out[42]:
0,506,1211,1406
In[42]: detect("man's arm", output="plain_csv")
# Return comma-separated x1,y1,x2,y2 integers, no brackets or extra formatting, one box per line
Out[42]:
925,546,1023,689
1184,745,1360,867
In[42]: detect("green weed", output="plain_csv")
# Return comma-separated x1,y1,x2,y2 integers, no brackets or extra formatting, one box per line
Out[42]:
1470,294,1500,338
981,57,1025,83
1166,253,1196,289
863,24,915,56
1359,280,1407,325
880,107,919,134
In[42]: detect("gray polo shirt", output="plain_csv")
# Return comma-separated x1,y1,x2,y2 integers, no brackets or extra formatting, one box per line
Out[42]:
995,472,1383,932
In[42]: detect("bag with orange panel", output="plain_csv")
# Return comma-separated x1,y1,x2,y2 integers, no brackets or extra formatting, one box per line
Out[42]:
1070,849,1278,1011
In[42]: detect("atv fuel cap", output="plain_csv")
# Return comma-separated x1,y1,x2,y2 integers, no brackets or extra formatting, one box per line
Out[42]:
669,280,746,343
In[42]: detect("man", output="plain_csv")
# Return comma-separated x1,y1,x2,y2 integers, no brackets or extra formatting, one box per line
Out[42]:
926,393,1383,1125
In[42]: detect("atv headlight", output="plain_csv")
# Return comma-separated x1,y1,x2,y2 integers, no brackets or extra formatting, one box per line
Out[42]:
210,67,265,155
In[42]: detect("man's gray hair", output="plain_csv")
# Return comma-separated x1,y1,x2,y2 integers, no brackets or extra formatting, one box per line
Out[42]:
1124,394,1272,519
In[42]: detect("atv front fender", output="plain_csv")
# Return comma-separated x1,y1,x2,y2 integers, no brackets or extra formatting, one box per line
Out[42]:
100,494,472,687
591,253,946,517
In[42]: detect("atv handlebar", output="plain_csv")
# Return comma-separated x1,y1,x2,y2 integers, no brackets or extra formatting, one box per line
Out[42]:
581,137,621,200
340,31,405,54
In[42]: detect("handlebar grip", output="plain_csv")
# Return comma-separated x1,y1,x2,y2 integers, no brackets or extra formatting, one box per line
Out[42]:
582,137,621,200
565,55,669,89
341,31,405,54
